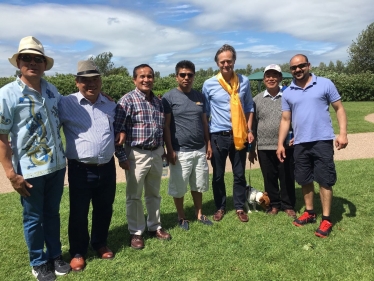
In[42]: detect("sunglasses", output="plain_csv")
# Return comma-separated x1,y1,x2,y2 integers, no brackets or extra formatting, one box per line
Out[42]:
290,63,309,71
178,73,194,78
18,54,46,64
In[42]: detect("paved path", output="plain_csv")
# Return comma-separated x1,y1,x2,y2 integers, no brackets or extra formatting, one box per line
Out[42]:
1,114,374,194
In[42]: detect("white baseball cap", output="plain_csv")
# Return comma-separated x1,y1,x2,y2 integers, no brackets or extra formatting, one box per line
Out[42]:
264,64,282,74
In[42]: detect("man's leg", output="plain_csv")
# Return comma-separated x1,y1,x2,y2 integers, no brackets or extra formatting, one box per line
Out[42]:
319,186,333,217
279,148,296,210
191,191,203,219
67,161,93,257
228,142,247,211
258,150,281,210
302,182,315,210
91,158,116,251
125,147,150,235
143,147,163,232
189,147,209,220
21,176,48,266
43,168,65,259
173,197,186,220
210,134,230,211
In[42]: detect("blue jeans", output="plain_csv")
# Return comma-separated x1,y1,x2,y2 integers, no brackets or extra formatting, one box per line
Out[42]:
21,168,66,266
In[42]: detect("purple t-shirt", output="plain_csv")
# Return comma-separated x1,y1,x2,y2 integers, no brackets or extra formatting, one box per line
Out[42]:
282,74,341,144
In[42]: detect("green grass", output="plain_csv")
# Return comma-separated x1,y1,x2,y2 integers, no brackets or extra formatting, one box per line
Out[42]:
330,101,374,133
1,159,374,280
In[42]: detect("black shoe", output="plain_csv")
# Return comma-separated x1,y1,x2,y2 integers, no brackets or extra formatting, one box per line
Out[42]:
50,255,71,276
32,263,56,281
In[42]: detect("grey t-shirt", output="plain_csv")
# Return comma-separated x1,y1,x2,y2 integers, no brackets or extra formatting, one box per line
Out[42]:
162,88,206,152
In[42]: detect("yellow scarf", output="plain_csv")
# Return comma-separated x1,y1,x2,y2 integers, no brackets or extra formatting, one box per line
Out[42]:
216,72,247,150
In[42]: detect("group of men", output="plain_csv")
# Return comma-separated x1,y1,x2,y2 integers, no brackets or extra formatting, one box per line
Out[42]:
0,36,348,281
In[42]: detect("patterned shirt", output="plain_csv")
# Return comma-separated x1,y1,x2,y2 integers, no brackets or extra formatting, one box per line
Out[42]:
0,77,66,179
58,92,116,164
114,88,164,162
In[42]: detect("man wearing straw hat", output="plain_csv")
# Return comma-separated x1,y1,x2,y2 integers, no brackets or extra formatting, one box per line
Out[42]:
0,36,70,281
202,44,255,223
59,60,118,271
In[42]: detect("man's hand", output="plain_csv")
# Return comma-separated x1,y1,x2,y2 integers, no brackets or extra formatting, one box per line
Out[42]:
115,132,126,146
119,160,130,170
289,138,294,146
206,145,212,160
167,150,177,165
276,146,286,163
9,174,32,197
335,134,348,150
248,150,257,164
247,132,254,143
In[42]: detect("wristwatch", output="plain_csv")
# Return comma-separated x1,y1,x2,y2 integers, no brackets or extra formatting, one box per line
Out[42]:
247,129,253,133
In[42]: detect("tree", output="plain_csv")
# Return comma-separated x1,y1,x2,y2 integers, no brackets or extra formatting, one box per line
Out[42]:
347,22,374,73
327,61,335,71
154,71,160,78
106,66,129,76
246,64,253,75
335,60,346,73
89,52,115,76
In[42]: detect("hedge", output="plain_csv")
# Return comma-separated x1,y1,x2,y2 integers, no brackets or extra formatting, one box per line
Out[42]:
1,72,373,102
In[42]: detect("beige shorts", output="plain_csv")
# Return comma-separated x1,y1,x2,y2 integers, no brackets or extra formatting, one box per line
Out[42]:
168,146,209,198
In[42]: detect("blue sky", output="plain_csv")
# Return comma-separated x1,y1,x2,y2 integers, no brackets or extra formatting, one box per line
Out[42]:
0,0,372,77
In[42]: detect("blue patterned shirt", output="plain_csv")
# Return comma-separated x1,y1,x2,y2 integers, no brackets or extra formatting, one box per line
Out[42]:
114,88,164,162
58,92,117,164
0,77,66,179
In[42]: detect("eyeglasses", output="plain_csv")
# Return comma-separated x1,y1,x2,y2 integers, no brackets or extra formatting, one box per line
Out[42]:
290,63,309,71
178,73,194,78
18,54,46,64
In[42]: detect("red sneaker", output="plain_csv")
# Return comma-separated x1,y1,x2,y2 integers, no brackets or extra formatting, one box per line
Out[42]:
315,220,333,238
293,211,316,227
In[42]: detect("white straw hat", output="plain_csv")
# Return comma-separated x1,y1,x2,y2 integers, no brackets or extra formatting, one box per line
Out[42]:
8,36,54,71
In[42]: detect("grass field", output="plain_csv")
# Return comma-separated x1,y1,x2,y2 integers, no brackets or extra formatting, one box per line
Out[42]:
1,158,374,281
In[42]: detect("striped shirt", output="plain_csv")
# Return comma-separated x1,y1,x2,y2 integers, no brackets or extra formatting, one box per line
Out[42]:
0,77,66,179
114,88,164,162
58,92,116,164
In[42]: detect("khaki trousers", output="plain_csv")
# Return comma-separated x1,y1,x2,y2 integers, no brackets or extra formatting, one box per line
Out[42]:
125,145,164,235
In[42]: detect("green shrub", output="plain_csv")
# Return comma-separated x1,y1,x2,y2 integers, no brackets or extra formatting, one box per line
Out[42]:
1,72,373,101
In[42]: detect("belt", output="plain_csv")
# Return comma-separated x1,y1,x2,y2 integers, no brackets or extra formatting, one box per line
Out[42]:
213,130,233,136
69,159,106,167
135,145,160,151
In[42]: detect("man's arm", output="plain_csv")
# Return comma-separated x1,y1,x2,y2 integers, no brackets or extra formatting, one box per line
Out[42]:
276,111,292,162
114,102,129,169
163,113,176,165
246,112,254,143
331,100,348,150
202,113,212,160
0,134,32,196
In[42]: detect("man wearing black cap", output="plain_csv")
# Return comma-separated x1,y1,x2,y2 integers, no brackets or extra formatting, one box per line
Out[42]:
59,60,118,271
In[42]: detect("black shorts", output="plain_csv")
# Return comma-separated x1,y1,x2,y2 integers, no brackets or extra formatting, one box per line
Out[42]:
293,140,336,187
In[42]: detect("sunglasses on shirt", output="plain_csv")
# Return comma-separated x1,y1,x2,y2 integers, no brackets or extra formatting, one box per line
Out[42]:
18,54,46,64
178,73,194,78
290,63,309,71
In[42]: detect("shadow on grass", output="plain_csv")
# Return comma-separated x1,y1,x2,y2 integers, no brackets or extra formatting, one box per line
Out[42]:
294,186,356,223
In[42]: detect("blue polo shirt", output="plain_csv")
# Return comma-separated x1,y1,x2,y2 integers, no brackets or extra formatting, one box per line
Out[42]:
203,74,254,133
0,77,66,179
282,74,341,144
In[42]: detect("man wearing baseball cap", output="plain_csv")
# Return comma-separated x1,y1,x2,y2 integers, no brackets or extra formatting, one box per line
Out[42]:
0,36,70,280
58,60,118,271
250,64,296,218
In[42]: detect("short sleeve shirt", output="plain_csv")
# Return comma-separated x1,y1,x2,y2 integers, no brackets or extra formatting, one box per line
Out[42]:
0,77,66,179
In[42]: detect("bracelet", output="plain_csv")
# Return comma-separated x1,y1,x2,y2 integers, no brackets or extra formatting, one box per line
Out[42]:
247,129,253,133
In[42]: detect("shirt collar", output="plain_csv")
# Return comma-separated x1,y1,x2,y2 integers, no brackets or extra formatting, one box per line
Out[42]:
77,91,104,104
263,88,282,99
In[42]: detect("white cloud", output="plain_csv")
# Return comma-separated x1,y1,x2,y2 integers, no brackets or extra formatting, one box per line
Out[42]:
0,0,372,78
